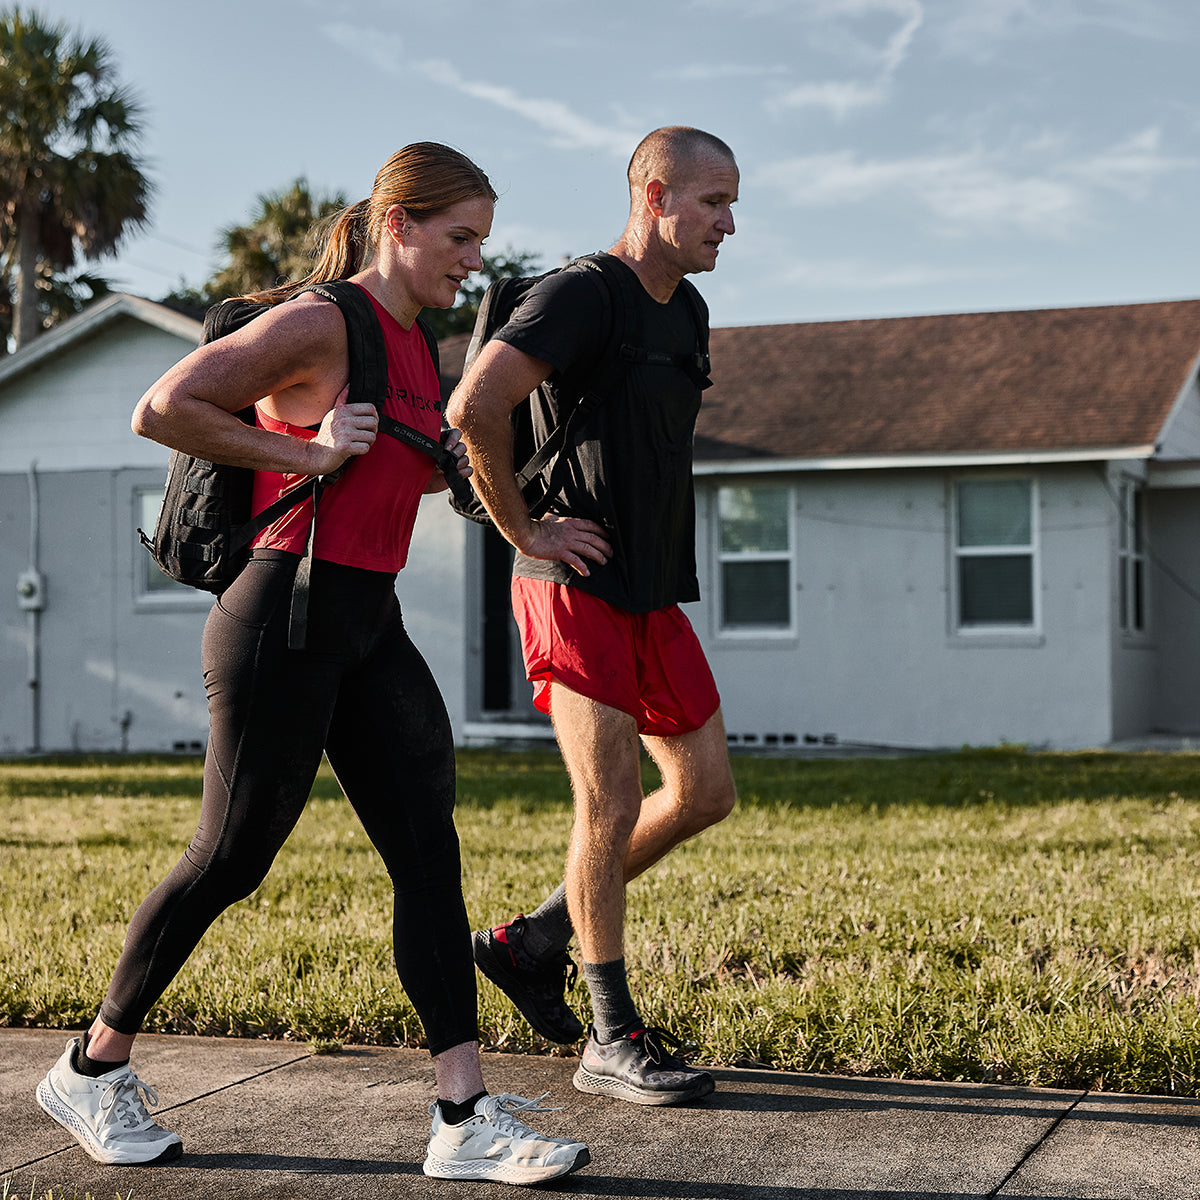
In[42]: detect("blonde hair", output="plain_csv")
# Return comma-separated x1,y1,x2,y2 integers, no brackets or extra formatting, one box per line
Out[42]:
247,142,496,304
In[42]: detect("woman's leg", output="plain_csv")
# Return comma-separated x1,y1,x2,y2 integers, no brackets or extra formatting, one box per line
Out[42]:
97,556,343,1047
323,598,479,1078
39,556,345,1165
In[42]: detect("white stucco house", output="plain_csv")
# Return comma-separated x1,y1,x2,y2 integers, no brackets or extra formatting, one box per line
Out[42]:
0,293,476,755
3,292,1200,754
685,301,1200,751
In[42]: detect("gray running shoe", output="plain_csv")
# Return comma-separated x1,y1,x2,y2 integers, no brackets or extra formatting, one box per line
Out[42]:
423,1091,590,1185
36,1038,183,1165
573,1025,715,1106
473,915,585,1044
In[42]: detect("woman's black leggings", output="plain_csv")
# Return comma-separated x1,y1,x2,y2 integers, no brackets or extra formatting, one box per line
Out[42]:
99,551,478,1056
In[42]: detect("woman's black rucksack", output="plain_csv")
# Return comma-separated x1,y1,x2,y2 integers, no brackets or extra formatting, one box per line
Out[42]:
138,279,467,646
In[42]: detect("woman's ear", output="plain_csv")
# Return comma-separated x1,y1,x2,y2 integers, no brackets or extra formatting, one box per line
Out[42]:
384,204,410,245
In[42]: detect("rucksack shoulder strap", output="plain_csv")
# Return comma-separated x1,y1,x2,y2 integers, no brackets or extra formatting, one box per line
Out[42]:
415,314,441,385
518,255,626,518
202,297,270,345
570,255,710,388
299,281,465,488
283,281,467,644
302,280,388,422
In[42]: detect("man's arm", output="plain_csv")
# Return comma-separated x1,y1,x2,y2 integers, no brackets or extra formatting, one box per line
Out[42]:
447,340,611,577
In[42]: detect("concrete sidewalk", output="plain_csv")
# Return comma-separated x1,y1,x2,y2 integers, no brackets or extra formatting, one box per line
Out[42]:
3,1028,1200,1199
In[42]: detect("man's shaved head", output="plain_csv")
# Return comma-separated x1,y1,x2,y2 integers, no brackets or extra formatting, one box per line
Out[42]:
627,126,736,196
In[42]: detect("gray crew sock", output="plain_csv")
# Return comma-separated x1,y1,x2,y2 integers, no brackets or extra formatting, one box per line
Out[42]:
581,957,642,1044
519,884,574,960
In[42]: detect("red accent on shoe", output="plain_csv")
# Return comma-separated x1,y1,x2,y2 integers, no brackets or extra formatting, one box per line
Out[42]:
493,914,526,945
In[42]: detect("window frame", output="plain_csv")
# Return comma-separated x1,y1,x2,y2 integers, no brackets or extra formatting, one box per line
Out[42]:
950,474,1040,636
1116,475,1148,638
714,479,796,639
132,485,212,609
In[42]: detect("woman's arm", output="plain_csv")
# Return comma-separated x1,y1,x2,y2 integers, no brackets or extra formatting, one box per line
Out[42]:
422,427,471,494
131,294,377,478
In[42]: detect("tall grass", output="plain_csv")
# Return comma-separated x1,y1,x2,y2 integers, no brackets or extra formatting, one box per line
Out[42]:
4,748,1200,1094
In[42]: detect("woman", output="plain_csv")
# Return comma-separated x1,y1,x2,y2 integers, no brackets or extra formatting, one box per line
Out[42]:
34,142,589,1187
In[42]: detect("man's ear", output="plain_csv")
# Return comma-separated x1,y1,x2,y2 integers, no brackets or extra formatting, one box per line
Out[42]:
645,179,666,218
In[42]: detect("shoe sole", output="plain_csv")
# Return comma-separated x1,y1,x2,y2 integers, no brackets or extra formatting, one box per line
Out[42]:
472,930,585,1044
572,1064,715,1106
423,1144,591,1183
36,1077,183,1166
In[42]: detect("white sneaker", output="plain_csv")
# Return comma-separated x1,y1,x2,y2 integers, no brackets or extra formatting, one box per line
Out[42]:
423,1091,590,1185
36,1038,183,1165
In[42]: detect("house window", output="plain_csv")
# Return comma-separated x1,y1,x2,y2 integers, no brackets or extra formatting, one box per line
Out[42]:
717,483,792,632
135,487,196,599
954,478,1036,629
1117,479,1146,635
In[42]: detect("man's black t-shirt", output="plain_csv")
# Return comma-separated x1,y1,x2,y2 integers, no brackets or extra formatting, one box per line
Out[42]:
493,254,708,613
492,253,705,609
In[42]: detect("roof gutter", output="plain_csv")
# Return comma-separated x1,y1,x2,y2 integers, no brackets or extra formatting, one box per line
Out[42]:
692,444,1158,476
0,294,202,389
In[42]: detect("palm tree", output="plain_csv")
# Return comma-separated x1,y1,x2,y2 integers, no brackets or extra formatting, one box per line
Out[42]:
203,178,348,303
161,180,541,338
0,8,151,349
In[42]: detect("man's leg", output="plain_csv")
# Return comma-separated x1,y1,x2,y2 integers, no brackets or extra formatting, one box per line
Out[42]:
630,706,738,878
547,683,714,1105
506,706,737,955
549,683,643,966
475,707,737,1041
472,686,640,1042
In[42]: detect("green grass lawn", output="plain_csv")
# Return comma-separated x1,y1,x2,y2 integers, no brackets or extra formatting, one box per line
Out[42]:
4,747,1200,1095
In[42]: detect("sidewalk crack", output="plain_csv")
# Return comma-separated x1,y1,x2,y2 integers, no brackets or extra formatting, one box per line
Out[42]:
156,1053,312,1115
986,1089,1090,1199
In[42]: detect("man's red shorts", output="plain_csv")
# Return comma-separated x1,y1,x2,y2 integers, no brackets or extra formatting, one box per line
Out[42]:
510,576,720,738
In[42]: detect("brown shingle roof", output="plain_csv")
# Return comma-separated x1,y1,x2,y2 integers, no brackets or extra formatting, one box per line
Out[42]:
438,299,1200,463
697,299,1200,462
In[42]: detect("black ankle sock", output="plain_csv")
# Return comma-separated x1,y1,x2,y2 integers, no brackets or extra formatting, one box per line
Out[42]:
73,1032,129,1079
438,1090,487,1125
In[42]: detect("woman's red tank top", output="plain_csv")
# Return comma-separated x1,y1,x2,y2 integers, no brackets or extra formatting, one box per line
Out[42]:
249,285,442,573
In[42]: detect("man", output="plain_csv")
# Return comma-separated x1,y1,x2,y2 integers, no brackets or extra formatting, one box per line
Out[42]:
447,126,738,1106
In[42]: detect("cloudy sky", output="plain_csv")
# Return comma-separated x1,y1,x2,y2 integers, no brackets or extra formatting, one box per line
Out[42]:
42,0,1200,328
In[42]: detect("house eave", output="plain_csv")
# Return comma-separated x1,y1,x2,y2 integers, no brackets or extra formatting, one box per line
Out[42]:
693,445,1158,475
0,293,203,389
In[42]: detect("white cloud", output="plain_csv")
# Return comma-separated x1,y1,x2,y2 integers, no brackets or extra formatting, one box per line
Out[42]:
319,26,636,159
771,0,924,117
320,22,405,75
1063,127,1196,197
757,130,1196,236
869,0,925,73
780,256,1003,291
661,62,790,83
775,80,887,118
935,0,1176,57
415,59,637,159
